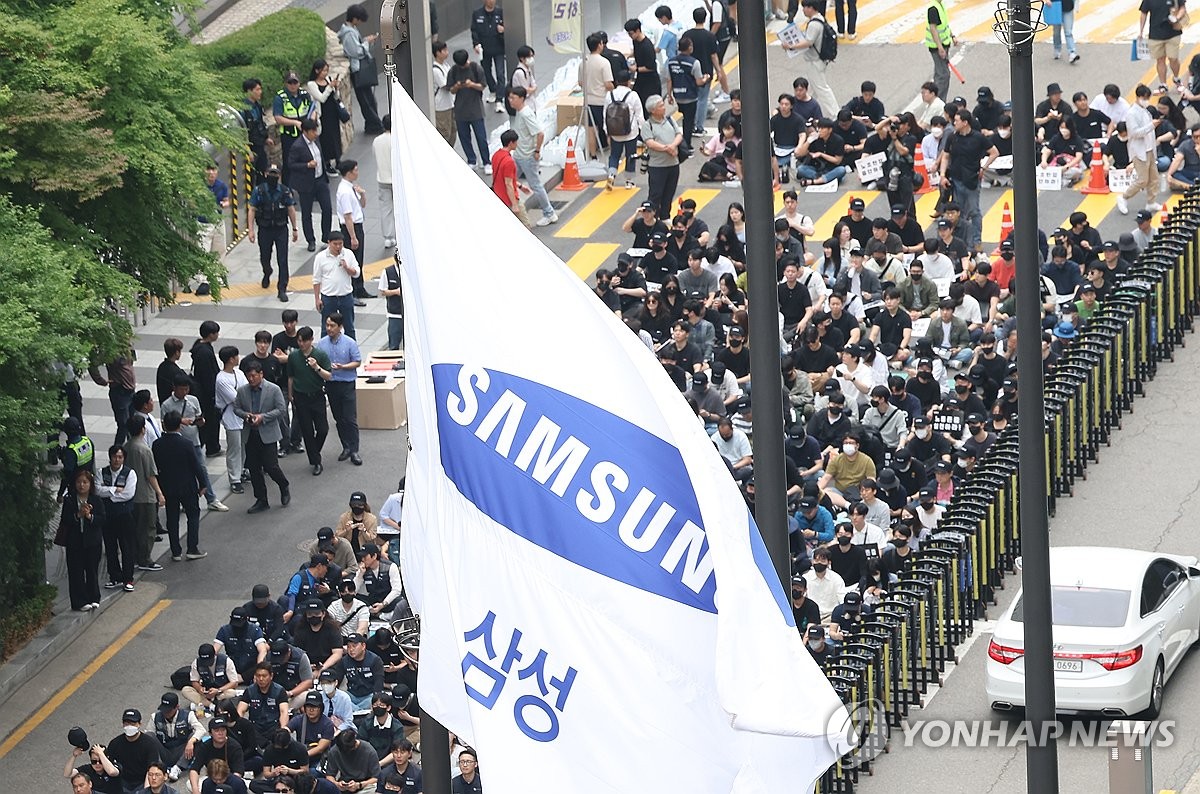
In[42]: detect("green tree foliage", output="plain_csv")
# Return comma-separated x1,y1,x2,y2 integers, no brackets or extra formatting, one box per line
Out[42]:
195,8,329,102
0,197,136,604
0,0,240,299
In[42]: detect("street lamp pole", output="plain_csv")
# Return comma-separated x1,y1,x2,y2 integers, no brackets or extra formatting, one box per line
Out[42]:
737,0,792,588
993,1,1059,791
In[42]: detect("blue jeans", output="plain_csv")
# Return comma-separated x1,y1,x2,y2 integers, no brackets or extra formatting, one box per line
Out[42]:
1158,155,1174,173
514,155,554,218
608,139,639,177
110,386,134,446
457,118,490,166
951,178,982,251
696,82,712,127
387,317,404,350
320,293,356,340
191,444,215,504
796,164,848,184
1051,9,1076,55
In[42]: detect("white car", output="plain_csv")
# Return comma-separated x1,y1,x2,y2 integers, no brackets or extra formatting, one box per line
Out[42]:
985,546,1200,718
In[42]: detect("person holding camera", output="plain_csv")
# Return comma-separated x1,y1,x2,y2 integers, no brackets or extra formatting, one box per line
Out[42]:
335,492,379,555
875,112,920,216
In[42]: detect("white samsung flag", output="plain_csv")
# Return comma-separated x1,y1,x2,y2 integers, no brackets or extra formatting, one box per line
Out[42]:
393,82,850,792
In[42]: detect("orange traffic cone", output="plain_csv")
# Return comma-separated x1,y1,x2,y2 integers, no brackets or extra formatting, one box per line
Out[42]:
914,146,935,195
1160,204,1170,226
560,138,586,191
989,202,1014,255
1080,140,1109,194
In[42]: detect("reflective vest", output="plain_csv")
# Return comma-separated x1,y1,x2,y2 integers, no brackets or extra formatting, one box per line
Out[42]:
67,436,94,469
925,0,953,48
276,90,312,137
154,708,193,749
667,54,699,102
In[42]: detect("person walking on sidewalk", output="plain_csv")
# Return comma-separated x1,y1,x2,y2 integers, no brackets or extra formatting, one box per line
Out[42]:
248,164,299,300
926,0,956,101
162,373,229,513
215,346,248,496
190,321,223,458
288,119,333,256
236,360,291,515
339,4,385,135
316,313,362,467
470,0,506,112
287,326,333,476
792,0,839,116
373,114,396,249
432,42,457,146
605,70,645,189
336,159,373,301
153,411,208,562
666,36,707,155
492,130,530,227
508,87,559,226
313,232,359,340
448,49,492,172
1118,84,1164,214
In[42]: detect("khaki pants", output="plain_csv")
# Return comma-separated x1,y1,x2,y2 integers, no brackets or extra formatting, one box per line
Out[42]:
435,108,456,147
198,221,226,262
133,502,157,566
1123,155,1158,204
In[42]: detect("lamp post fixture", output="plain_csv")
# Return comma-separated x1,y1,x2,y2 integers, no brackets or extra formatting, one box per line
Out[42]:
992,2,1059,792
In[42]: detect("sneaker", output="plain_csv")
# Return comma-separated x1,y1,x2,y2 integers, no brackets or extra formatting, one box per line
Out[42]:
535,213,560,227
137,562,164,572
1116,194,1129,214
848,32,857,40
693,127,706,136
103,580,121,589
1146,202,1163,212
484,164,493,175
1155,83,1169,95
208,500,229,512
1069,52,1080,64
723,179,742,188
495,100,505,113
1053,51,1061,60
1175,77,1185,89
124,582,135,592
230,482,244,494
171,554,183,562
625,180,636,189
167,765,181,783
186,550,208,560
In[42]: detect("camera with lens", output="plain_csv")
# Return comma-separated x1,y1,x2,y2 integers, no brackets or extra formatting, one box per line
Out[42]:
639,151,650,173
890,120,900,132
886,167,902,192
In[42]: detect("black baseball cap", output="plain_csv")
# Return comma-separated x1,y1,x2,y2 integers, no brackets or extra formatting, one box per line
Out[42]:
799,496,818,510
919,486,937,499
728,325,745,338
270,638,290,659
317,526,335,540
208,717,228,730
197,643,215,662
849,197,866,210
912,415,930,427
252,583,271,602
345,632,367,645
122,708,141,723
807,624,824,638
304,692,323,707
650,230,667,242
349,491,367,507
890,204,906,215
935,460,953,473
1135,209,1154,222
843,591,863,610
639,200,655,211
160,692,179,708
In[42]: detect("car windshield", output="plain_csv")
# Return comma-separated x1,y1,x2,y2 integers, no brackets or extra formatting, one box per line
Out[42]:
1011,586,1131,628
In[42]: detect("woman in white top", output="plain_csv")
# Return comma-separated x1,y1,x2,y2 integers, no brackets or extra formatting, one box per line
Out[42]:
307,59,344,170
836,345,876,411
508,45,537,115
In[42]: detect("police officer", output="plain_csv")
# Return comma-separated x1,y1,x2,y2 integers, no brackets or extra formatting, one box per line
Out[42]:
59,416,95,501
273,72,313,187
248,165,298,301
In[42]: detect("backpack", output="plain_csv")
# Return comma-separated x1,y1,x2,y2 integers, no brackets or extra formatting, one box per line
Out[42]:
170,666,192,690
707,0,734,42
502,64,528,116
605,89,634,137
810,17,839,62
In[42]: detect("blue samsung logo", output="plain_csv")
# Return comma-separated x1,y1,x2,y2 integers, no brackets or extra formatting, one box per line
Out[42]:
434,364,722,612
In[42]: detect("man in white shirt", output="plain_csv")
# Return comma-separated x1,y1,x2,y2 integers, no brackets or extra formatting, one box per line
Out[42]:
848,502,889,551
376,480,404,561
910,81,946,131
803,547,847,620
132,390,162,447
710,418,753,483
312,232,360,340
579,33,614,156
335,159,371,301
214,346,248,495
1116,84,1162,215
432,41,456,146
915,239,956,280
373,116,396,249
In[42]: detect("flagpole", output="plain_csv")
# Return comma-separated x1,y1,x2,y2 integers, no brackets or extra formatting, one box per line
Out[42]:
737,0,791,587
420,708,452,794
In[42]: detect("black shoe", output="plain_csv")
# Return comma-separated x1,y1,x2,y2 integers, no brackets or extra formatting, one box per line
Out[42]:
103,580,121,589
354,290,375,299
278,291,289,302
354,299,367,307
261,273,271,289
230,482,244,494
312,463,323,476
338,450,351,462
307,241,317,252
278,447,288,458
247,500,270,514
281,487,291,506
290,443,304,454
350,453,362,466
206,448,223,458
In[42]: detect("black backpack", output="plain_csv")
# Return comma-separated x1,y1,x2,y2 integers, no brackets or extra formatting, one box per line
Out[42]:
811,17,839,62
170,666,192,690
605,89,634,137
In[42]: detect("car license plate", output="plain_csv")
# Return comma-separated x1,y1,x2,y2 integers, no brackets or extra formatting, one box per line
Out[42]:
1054,659,1083,673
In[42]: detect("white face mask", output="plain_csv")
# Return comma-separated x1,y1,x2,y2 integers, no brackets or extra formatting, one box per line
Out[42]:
322,683,337,695
1138,98,1151,108
997,129,1011,139
523,57,535,67
123,725,140,737
916,428,931,440
842,443,858,456
931,127,944,139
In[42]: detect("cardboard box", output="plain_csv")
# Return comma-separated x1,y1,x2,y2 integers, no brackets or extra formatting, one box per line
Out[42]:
557,94,585,137
357,376,406,430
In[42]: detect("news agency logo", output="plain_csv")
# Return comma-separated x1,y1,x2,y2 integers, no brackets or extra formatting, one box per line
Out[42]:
826,699,890,770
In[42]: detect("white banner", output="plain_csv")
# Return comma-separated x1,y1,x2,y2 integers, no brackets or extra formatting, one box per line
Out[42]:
778,22,804,58
1036,165,1064,191
547,0,582,54
391,84,850,792
1109,167,1135,193
856,151,886,183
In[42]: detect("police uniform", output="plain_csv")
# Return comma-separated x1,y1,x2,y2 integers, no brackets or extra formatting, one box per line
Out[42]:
274,88,313,187
249,176,296,295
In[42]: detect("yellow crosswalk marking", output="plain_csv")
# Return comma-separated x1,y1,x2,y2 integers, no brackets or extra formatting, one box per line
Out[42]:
675,188,722,217
808,190,886,242
1087,13,1140,49
1056,192,1118,231
914,190,941,233
980,189,1015,243
565,242,620,279
554,184,640,239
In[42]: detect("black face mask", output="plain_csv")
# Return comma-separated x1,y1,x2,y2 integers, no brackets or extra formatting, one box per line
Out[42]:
969,424,983,434
911,272,923,281
812,563,828,573
955,384,968,394
341,593,355,602
894,538,909,548
372,706,389,717
266,175,279,187
837,535,852,546
1000,252,1014,261
664,286,678,295
791,589,805,600
828,406,843,415
307,615,323,626
920,500,935,509
673,230,686,237
651,243,665,251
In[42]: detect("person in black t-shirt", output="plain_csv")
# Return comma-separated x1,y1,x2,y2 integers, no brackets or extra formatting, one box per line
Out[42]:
716,325,751,381
106,709,163,793
791,577,821,634
625,19,661,110
1071,91,1111,140
611,252,648,315
869,288,912,362
622,201,669,248
972,86,1005,135
935,218,971,273
666,215,700,262
659,320,703,389
834,109,869,169
593,269,621,313
771,95,807,182
794,326,839,392
795,119,847,185
778,261,814,339
837,197,873,250
844,80,885,124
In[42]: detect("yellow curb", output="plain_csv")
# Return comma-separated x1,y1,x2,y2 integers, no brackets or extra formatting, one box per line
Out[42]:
175,255,393,304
